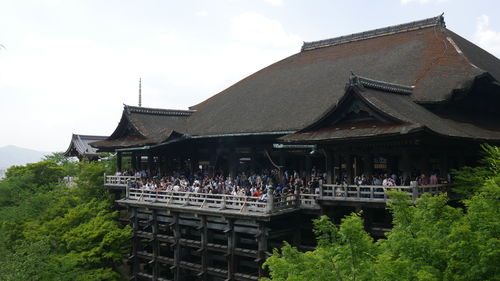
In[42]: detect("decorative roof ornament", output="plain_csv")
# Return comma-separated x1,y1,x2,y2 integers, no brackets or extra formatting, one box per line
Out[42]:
138,78,142,107
124,104,195,116
346,72,414,95
302,14,446,52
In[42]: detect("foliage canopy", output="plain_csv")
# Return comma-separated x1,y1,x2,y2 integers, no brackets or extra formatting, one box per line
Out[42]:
263,145,500,281
0,154,130,281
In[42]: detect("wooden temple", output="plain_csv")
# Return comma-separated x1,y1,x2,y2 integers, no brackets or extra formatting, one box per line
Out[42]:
63,133,108,161
89,15,500,281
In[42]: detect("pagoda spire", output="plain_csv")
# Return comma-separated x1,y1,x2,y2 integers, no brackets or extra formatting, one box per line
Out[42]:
138,78,142,107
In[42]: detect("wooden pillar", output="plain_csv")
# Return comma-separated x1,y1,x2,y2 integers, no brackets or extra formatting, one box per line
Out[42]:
199,216,208,280
292,216,301,248
279,152,286,185
172,213,181,281
131,152,137,171
400,149,412,183
226,219,236,280
136,154,142,171
209,150,218,177
250,147,257,173
116,151,123,172
152,210,159,281
265,188,275,214
228,148,239,178
147,152,153,175
324,150,333,184
333,153,341,184
131,207,139,281
363,207,374,232
305,156,312,182
362,153,373,178
257,222,268,278
346,155,353,184
439,152,449,178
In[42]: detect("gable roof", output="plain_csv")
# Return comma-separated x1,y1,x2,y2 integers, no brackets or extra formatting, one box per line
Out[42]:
186,15,499,137
280,75,500,143
64,134,108,159
91,105,194,150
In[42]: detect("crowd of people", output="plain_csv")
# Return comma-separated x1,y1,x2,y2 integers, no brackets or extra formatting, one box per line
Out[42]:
116,167,449,198
118,169,323,199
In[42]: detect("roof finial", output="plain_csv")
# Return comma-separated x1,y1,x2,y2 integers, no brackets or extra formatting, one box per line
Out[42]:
138,78,142,107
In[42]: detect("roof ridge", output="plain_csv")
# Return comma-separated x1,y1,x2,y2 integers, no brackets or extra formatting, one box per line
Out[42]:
124,104,195,116
346,73,414,95
302,14,445,52
73,134,108,139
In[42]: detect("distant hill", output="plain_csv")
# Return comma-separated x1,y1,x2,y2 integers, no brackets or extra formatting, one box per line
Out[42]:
0,145,50,169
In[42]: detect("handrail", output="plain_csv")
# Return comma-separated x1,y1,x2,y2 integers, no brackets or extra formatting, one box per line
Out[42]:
104,175,141,187
127,188,272,214
320,183,448,202
110,173,448,214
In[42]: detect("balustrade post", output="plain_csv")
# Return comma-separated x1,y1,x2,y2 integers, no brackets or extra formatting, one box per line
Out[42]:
370,186,374,199
357,185,361,198
221,196,226,210
411,181,418,201
295,184,301,208
103,173,106,185
126,181,130,198
319,182,324,199
266,188,274,213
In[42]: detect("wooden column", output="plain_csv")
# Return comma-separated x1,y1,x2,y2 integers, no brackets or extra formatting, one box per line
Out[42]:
257,222,268,278
292,215,302,248
172,213,181,281
229,149,239,178
199,216,208,281
131,207,139,281
362,153,373,178
439,152,450,178
346,154,353,184
320,149,332,184
226,219,236,280
305,156,312,182
250,147,257,173
131,152,137,171
400,149,412,183
116,151,123,172
136,154,142,171
152,210,159,281
333,153,341,184
147,152,154,176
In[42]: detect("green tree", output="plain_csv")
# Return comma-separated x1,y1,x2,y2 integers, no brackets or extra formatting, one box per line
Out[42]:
263,214,377,281
452,144,500,197
264,145,500,281
0,158,130,281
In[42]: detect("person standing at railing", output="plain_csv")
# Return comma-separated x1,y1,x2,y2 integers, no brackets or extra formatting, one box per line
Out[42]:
382,175,395,186
418,173,428,186
429,171,438,185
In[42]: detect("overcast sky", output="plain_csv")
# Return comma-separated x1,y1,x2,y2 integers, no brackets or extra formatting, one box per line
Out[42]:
0,0,499,152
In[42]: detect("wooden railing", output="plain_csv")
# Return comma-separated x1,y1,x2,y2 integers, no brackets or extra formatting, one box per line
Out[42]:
112,174,448,214
300,193,320,209
127,188,300,214
104,175,141,187
320,183,448,202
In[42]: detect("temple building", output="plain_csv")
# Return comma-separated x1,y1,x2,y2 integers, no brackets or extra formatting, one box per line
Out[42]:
89,15,500,281
63,134,108,161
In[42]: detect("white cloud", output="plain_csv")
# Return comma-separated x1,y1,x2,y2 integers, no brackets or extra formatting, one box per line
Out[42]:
231,12,301,48
400,0,448,4
474,15,500,57
195,10,208,17
0,10,302,151
264,0,283,6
